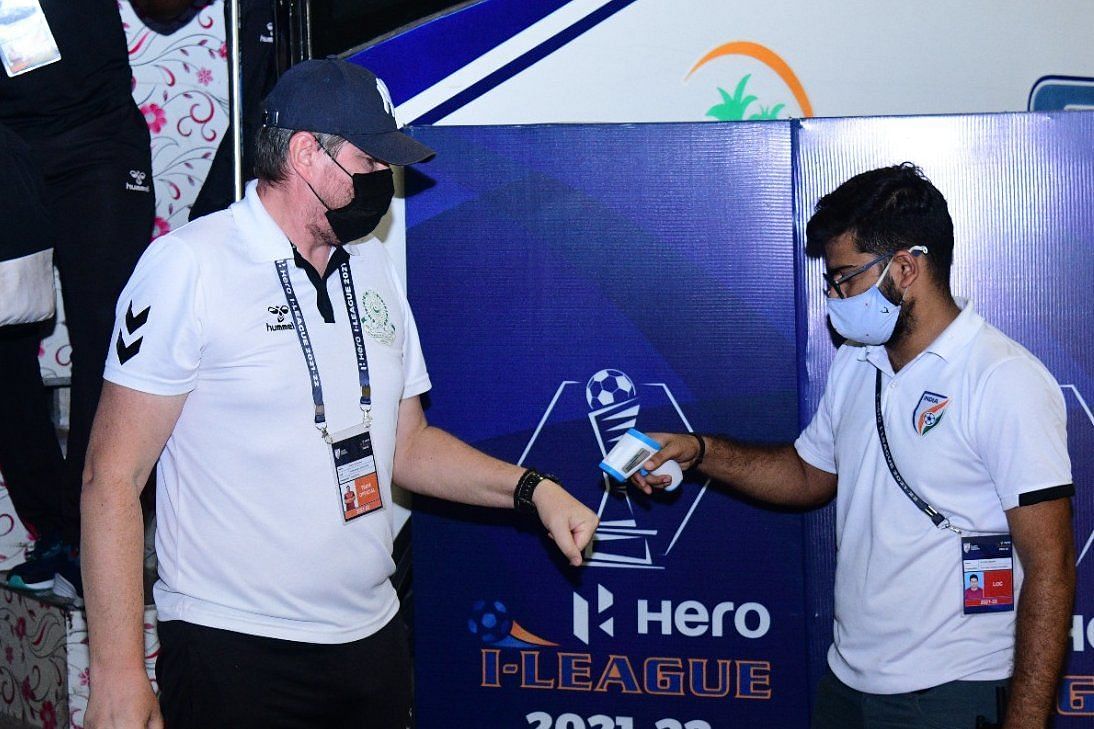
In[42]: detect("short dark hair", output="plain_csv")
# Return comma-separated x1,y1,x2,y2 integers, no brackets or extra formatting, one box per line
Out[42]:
805,163,954,289
253,127,346,184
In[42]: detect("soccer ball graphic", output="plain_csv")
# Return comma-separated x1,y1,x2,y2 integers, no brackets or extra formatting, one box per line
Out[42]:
586,369,637,410
467,600,513,644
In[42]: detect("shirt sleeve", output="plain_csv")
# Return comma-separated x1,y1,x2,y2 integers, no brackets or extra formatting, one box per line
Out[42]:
102,237,204,396
974,356,1073,510
795,361,840,475
386,260,430,399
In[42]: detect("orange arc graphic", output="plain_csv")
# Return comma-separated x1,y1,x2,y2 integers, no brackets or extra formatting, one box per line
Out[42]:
686,41,813,118
510,620,558,647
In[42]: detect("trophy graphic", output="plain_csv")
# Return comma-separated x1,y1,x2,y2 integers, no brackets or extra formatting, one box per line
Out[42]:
585,369,660,569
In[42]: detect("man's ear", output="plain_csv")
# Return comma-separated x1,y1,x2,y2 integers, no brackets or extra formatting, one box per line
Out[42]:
891,248,925,291
287,132,322,184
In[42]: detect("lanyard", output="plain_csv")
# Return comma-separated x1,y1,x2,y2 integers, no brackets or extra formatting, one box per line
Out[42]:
275,257,372,440
874,369,961,534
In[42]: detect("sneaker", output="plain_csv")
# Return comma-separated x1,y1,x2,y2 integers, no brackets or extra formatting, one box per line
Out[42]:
50,569,83,607
6,534,70,591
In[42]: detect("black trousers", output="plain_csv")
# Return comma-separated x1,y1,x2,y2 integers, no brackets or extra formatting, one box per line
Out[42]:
156,617,414,729
812,668,1008,729
0,104,153,544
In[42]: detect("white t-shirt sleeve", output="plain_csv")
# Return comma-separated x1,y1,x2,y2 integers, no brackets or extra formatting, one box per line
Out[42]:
386,261,430,399
103,237,204,396
795,354,845,475
974,356,1073,510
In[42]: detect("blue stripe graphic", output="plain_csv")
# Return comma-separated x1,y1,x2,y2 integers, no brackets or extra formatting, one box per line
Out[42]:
412,0,642,124
346,0,569,106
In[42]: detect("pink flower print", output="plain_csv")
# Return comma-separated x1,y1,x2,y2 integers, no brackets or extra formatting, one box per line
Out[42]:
218,42,228,59
4,646,11,663
20,677,31,700
152,217,171,240
141,103,167,134
79,667,90,686
40,700,56,729
13,617,26,638
197,68,213,86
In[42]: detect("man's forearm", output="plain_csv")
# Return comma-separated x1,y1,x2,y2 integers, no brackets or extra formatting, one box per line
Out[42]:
394,424,525,508
1005,562,1075,727
81,480,149,677
699,437,834,508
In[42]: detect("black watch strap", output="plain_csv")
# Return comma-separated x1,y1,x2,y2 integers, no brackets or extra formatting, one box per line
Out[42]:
514,468,559,514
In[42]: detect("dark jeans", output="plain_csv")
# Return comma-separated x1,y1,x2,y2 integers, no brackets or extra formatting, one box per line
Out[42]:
0,104,153,545
813,668,1008,729
156,617,414,729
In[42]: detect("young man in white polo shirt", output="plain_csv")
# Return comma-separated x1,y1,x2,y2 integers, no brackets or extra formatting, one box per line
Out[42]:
79,59,598,729
635,164,1074,729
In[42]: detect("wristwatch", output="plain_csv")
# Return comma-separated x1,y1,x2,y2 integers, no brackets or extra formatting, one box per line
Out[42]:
513,468,560,514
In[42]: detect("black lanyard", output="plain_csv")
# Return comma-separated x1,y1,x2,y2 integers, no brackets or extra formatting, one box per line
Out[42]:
874,369,961,533
275,257,371,439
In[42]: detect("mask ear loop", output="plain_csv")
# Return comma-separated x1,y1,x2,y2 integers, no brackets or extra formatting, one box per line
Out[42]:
892,246,929,303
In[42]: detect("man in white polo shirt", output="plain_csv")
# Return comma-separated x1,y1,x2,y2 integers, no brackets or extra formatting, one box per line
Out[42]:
80,59,598,729
635,164,1074,728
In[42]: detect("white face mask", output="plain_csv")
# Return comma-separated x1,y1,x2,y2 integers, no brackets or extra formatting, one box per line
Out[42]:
824,246,928,345
826,258,900,345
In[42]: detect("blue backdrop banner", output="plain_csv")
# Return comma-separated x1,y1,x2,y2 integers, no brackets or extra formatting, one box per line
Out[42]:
406,122,808,728
406,112,1094,727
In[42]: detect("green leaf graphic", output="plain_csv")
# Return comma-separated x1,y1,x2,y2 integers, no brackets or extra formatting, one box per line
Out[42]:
748,103,785,120
706,74,758,121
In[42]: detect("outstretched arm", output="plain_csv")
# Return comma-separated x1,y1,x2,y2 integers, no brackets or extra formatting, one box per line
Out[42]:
631,432,837,508
392,396,598,566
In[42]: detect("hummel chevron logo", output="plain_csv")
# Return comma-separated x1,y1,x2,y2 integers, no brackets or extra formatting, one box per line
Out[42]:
116,302,150,365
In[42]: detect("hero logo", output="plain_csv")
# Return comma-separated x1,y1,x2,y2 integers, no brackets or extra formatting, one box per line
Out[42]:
520,368,709,570
573,584,771,645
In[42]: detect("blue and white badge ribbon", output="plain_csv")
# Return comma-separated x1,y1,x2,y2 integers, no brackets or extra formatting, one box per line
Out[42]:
275,257,373,438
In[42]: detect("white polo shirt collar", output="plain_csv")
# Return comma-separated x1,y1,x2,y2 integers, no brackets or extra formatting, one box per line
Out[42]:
233,180,296,263
857,297,983,373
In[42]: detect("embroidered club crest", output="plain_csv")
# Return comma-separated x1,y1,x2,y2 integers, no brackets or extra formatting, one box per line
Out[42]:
913,391,950,435
361,290,395,345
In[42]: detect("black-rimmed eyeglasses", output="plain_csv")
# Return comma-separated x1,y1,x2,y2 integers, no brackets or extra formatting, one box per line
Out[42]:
823,253,893,299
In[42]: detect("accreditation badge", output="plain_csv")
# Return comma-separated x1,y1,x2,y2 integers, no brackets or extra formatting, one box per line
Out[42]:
961,534,1014,615
329,423,383,522
0,0,61,77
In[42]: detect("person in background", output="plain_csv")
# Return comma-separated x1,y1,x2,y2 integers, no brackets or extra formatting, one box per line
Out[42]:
0,0,191,593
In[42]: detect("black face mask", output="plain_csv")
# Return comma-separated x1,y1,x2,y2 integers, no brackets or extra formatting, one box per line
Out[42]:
307,141,394,243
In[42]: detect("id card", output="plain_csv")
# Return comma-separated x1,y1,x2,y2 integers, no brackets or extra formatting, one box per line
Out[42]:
0,0,61,77
329,424,383,522
961,534,1014,614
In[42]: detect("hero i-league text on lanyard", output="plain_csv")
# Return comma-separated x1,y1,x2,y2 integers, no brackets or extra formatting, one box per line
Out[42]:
276,256,383,522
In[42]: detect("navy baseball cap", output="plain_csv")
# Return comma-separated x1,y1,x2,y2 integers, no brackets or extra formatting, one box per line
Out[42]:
261,59,434,166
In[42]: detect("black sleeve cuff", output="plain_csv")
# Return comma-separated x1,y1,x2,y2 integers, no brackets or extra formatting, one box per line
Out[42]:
1017,484,1075,507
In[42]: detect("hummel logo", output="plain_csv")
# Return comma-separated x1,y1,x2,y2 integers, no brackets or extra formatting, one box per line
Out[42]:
116,302,150,364
125,169,151,193
266,305,293,332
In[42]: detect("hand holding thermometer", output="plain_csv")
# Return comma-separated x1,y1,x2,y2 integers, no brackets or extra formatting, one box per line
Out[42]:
599,428,684,491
